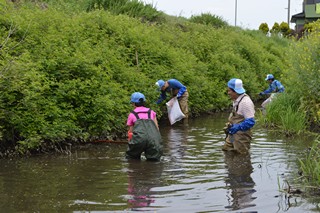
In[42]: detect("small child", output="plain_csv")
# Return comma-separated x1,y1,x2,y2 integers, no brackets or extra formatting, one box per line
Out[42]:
126,92,163,161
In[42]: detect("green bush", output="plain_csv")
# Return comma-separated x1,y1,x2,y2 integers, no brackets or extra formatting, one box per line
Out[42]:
189,13,228,28
0,0,290,154
86,0,165,23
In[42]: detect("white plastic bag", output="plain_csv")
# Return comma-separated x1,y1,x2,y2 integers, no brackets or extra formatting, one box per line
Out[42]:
166,97,185,125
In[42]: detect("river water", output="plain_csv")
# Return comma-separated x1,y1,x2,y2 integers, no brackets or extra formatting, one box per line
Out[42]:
0,113,319,213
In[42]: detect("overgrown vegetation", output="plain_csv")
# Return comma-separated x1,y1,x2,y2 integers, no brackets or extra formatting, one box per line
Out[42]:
258,18,320,129
298,138,320,190
0,0,290,155
85,0,165,23
294,22,320,189
262,20,320,133
287,21,320,128
259,93,306,136
189,13,228,28
257,20,320,188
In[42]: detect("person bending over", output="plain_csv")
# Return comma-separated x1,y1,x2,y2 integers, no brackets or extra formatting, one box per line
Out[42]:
155,79,189,118
259,74,285,109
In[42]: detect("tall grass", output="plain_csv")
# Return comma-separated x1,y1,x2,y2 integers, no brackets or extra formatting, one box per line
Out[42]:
298,138,320,188
189,13,228,28
285,21,320,128
260,92,306,135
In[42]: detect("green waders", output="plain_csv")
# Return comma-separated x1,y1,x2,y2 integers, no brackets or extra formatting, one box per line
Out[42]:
126,109,163,161
223,97,252,154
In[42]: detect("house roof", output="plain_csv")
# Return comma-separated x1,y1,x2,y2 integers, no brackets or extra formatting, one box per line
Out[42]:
291,12,305,23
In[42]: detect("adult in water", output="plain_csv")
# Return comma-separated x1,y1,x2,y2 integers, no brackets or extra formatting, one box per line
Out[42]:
223,78,255,154
259,74,285,109
155,79,189,118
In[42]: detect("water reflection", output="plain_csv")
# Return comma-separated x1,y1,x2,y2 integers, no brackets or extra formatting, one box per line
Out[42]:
0,114,318,212
126,160,164,210
224,151,256,211
166,125,188,161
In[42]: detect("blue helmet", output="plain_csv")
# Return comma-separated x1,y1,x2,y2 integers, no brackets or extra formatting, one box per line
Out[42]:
265,74,274,80
227,78,245,94
130,92,146,103
155,80,165,90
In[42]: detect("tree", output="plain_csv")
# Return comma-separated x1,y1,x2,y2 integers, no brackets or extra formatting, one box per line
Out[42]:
270,22,280,36
279,22,290,37
259,23,269,35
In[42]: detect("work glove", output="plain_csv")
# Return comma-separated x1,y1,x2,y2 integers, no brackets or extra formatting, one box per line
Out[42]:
228,118,255,135
127,131,133,141
229,123,240,135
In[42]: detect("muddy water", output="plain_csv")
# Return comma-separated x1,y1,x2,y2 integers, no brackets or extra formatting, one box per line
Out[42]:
0,113,319,212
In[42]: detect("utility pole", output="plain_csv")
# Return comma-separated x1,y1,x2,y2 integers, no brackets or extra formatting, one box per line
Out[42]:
235,0,238,26
287,0,291,24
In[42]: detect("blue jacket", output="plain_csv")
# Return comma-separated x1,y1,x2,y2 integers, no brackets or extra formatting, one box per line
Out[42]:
262,80,285,95
156,79,186,104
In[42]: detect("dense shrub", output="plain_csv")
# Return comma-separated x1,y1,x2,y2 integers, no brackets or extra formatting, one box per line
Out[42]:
86,0,165,23
189,13,228,28
0,0,290,154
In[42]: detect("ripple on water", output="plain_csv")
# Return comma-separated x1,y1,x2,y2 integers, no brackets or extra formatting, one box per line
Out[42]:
0,115,317,213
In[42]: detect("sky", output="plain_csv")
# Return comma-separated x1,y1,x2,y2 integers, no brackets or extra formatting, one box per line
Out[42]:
142,0,303,30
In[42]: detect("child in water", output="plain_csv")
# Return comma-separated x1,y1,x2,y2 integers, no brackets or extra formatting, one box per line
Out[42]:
126,92,163,161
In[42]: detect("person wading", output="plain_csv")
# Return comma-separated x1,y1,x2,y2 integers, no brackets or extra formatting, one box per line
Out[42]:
126,92,163,161
223,78,256,154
